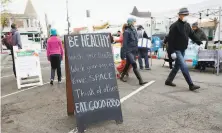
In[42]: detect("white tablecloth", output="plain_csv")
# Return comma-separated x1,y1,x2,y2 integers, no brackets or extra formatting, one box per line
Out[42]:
198,50,222,65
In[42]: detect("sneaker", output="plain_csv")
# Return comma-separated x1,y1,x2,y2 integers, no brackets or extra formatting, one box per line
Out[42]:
165,81,176,87
145,67,151,70
58,81,62,84
139,81,148,85
189,84,200,91
50,80,53,85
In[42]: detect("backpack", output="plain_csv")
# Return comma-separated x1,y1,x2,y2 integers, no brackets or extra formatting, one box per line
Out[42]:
5,32,14,47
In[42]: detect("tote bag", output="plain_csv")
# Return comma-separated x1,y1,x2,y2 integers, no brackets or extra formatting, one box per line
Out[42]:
137,30,151,48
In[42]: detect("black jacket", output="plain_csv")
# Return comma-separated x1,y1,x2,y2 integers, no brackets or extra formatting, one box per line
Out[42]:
194,28,208,49
168,19,202,53
122,26,138,54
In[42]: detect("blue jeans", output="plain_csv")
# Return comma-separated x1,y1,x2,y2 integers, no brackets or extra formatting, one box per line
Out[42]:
138,49,149,69
166,51,193,86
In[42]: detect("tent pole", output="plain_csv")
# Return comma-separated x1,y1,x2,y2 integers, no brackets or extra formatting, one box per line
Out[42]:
217,6,221,75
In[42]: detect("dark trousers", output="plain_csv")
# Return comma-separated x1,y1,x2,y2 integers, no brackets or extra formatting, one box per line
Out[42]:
11,49,16,77
167,53,174,69
138,48,149,69
169,62,173,69
166,51,193,86
123,51,137,70
50,54,62,81
121,50,144,83
122,51,140,76
120,47,125,60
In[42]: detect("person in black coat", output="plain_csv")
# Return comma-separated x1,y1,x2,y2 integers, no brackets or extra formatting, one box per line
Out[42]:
165,7,203,91
163,34,173,69
120,18,147,85
137,25,151,70
192,22,208,49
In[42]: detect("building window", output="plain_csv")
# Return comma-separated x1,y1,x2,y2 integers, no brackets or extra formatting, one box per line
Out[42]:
26,19,29,27
31,19,34,27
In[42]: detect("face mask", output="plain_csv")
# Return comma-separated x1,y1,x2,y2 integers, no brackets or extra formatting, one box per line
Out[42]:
182,16,188,22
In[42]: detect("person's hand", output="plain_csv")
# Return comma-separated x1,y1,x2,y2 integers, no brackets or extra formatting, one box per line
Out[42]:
47,56,50,61
171,53,177,60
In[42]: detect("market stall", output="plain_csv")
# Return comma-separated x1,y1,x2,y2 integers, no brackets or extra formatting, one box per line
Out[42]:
198,49,222,73
158,41,222,74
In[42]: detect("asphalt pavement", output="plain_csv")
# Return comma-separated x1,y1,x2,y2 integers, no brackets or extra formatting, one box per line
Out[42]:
1,51,222,133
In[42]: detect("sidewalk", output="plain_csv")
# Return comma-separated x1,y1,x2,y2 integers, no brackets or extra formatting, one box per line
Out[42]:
1,50,11,65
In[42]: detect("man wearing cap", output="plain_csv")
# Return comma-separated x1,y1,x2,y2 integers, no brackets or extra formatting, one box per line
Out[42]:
192,22,208,70
192,22,208,49
137,25,151,70
165,8,203,91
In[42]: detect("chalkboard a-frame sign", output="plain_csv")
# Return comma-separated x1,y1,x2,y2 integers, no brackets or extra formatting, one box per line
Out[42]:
64,33,123,132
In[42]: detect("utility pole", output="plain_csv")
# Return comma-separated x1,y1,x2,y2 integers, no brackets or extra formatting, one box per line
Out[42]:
216,6,221,75
45,13,49,37
66,0,70,35
39,21,43,49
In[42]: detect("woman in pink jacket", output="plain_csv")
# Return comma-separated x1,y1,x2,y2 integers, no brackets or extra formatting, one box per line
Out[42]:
47,29,64,85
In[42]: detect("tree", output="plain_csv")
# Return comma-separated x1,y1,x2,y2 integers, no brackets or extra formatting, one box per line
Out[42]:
1,0,12,32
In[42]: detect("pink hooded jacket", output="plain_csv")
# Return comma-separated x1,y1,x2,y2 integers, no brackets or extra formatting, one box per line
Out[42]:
47,36,64,59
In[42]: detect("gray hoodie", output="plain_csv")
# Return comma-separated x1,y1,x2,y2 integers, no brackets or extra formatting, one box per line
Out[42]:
11,28,22,49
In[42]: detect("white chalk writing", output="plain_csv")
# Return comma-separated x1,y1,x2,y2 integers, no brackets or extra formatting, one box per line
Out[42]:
74,84,118,99
68,36,79,48
68,54,83,60
72,77,87,85
75,88,96,99
75,98,120,113
71,72,114,85
89,72,114,82
70,65,85,73
80,34,110,48
86,63,114,73
103,84,118,93
86,52,113,59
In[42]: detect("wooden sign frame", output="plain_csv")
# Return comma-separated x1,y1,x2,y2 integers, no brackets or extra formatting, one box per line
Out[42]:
65,39,75,116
